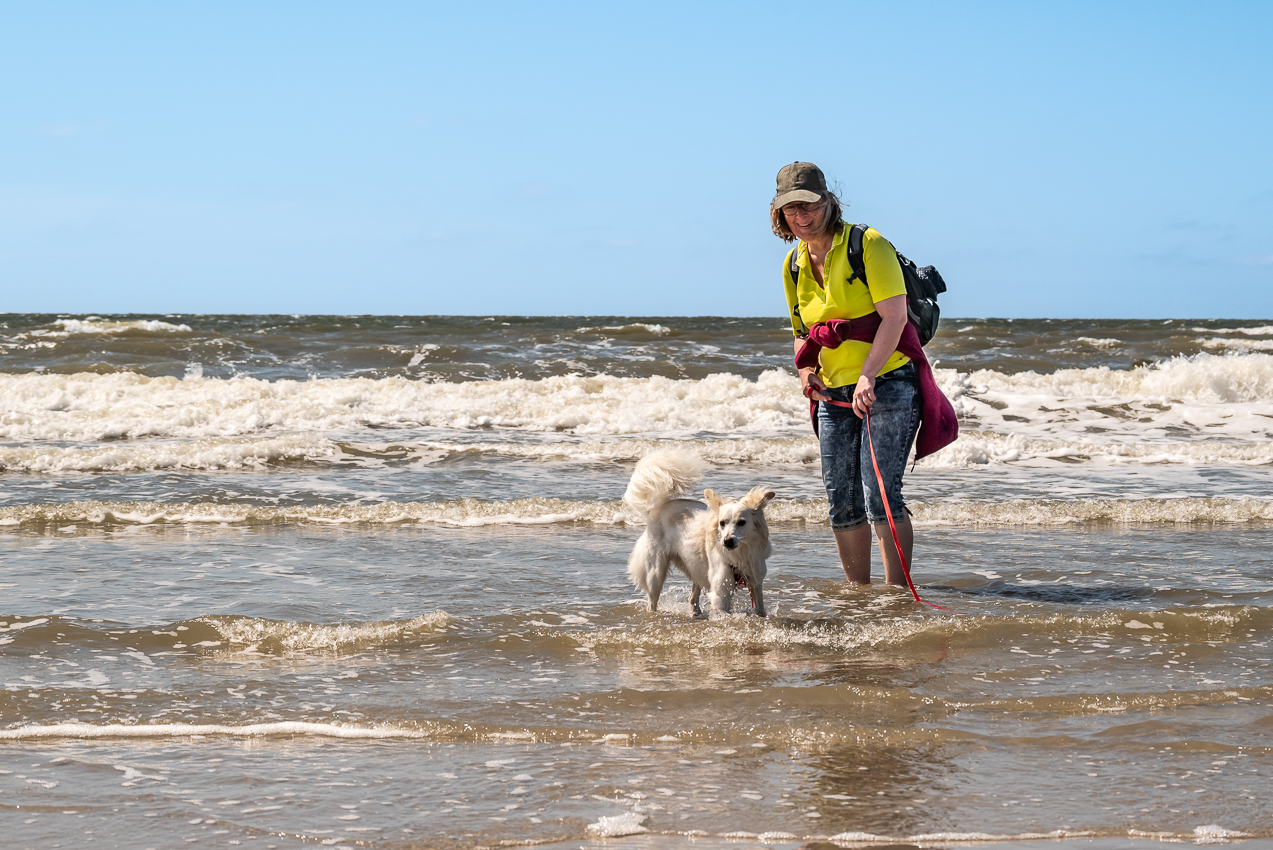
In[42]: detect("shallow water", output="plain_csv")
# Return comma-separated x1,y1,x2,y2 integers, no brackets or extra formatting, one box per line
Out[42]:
2,314,1273,848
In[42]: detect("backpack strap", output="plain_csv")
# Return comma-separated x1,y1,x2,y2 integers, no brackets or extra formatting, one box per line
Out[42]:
846,223,868,285
787,247,807,337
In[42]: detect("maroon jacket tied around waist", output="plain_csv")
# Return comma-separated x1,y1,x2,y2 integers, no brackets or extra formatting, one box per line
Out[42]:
796,314,958,461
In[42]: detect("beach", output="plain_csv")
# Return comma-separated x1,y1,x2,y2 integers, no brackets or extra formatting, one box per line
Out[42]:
2,314,1272,849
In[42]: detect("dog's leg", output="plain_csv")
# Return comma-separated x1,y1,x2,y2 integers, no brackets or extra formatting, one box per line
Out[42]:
690,584,705,619
707,572,733,615
628,534,669,613
645,558,669,613
750,584,766,617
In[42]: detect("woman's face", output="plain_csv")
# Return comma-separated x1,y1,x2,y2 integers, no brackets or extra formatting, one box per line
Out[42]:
782,199,826,242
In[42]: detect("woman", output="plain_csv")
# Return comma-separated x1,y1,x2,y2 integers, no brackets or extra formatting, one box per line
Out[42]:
771,161,919,586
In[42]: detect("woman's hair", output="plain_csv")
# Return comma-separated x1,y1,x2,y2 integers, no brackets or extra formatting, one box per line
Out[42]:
770,190,845,243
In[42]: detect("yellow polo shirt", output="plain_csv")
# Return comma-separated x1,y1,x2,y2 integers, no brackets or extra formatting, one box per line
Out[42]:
782,224,910,389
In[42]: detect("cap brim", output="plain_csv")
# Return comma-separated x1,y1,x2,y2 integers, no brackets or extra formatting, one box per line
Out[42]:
772,189,822,209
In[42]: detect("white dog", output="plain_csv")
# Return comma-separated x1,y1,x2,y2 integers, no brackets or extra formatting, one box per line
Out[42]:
624,449,775,617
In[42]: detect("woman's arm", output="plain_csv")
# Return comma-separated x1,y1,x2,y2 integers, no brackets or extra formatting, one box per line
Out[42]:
795,338,831,402
850,293,907,418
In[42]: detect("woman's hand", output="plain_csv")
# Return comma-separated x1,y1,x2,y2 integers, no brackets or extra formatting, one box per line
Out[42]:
794,339,831,402
851,293,907,418
800,367,831,402
851,374,876,418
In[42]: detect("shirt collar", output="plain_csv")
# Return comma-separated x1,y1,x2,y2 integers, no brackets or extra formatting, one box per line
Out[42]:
799,224,848,259
830,224,848,249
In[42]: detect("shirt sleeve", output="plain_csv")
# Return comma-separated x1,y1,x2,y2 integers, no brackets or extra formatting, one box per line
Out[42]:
861,228,907,304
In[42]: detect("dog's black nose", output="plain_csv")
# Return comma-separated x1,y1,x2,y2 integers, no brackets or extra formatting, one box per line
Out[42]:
723,538,737,550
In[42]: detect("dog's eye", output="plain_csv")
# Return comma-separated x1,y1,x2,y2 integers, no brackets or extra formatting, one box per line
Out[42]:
736,519,746,526
719,520,727,528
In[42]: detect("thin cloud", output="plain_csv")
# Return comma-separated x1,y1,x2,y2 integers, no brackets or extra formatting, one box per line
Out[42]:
41,122,84,139
1164,219,1236,233
37,120,105,140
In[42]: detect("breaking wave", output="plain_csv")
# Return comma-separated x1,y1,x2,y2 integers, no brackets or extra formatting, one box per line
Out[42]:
2,430,1272,473
0,433,336,472
0,351,1266,444
2,496,1271,529
0,721,433,741
200,611,454,653
0,369,807,441
29,318,194,336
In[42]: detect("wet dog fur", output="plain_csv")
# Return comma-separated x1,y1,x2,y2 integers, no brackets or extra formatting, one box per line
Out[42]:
624,449,775,617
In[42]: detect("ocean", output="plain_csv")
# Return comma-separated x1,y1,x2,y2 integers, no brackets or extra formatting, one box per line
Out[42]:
1,313,1271,850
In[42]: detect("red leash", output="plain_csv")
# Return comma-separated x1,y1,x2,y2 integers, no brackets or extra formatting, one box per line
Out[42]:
863,408,953,612
812,384,953,611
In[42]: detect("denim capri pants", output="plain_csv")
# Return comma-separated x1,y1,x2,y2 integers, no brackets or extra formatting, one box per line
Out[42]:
817,363,921,530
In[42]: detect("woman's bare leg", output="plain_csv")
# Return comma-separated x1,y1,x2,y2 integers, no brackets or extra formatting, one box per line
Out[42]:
833,525,873,584
874,515,914,587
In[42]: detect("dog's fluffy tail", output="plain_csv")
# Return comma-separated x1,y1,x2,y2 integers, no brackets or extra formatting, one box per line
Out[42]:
623,449,706,518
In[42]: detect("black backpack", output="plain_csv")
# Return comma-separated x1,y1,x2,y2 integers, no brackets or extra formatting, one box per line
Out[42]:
788,223,946,345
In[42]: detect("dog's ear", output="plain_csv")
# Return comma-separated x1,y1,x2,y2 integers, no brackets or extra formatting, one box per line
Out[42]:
742,487,776,510
703,489,721,512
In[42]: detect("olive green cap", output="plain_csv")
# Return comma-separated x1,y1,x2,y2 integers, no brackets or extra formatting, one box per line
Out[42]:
772,161,826,209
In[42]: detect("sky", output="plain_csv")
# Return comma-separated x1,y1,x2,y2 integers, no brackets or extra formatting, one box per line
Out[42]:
2,1,1271,319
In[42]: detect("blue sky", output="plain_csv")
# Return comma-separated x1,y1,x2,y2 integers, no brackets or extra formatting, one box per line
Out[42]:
2,1,1270,318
